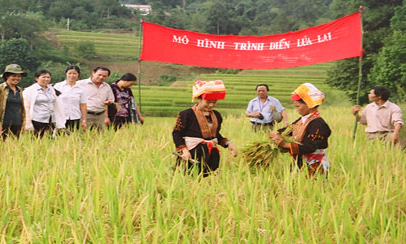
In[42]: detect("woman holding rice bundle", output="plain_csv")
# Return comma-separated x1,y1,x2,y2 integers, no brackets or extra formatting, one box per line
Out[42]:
172,80,237,176
270,83,331,176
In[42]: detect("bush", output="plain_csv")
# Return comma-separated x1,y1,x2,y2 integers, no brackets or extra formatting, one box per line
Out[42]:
215,69,241,74
158,74,177,86
0,38,40,72
159,74,177,82
73,41,97,60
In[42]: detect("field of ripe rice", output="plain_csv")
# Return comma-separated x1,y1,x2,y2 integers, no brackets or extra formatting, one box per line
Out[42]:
1,106,405,243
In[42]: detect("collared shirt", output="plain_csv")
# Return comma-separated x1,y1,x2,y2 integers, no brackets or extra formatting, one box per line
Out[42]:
77,78,114,113
360,101,404,133
31,83,55,123
246,96,285,123
0,82,26,127
54,80,87,120
3,83,22,125
301,113,311,124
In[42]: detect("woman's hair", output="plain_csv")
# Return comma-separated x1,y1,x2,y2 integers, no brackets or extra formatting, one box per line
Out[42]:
2,73,11,81
34,69,51,78
296,98,306,104
65,65,81,75
119,73,137,82
296,99,319,108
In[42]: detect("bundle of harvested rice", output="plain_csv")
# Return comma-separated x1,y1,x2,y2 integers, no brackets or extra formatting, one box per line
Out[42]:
243,126,299,167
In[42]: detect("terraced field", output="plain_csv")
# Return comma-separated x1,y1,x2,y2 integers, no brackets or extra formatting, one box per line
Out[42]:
136,63,344,117
54,29,140,57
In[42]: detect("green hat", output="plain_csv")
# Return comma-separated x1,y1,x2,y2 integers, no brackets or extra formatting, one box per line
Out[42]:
1,64,27,77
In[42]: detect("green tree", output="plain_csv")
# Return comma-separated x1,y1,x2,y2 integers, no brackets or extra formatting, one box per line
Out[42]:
0,12,47,48
0,38,40,86
369,2,406,101
326,0,403,104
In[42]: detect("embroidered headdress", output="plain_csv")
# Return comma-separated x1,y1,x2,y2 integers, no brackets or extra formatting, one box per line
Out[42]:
291,83,324,108
192,80,226,101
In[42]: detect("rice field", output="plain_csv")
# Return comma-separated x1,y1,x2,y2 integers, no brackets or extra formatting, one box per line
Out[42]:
136,62,346,117
18,28,405,243
54,29,140,57
1,106,405,243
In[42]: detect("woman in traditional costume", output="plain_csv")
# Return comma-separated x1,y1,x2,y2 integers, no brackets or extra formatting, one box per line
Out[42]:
270,83,331,176
172,80,237,176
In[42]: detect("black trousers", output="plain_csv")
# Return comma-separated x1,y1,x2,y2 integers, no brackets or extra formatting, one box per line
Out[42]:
1,124,22,140
32,120,54,138
176,143,220,177
65,119,80,131
111,116,131,130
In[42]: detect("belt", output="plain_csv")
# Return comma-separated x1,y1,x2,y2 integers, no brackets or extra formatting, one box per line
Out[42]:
87,110,105,115
251,121,274,125
368,131,390,134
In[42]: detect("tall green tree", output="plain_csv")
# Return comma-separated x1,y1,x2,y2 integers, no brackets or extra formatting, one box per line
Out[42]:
326,0,403,104
0,12,47,48
369,2,406,101
0,38,40,86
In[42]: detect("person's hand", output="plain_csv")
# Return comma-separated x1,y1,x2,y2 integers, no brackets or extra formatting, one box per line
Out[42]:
227,142,238,157
283,121,289,128
352,105,361,115
104,100,114,105
181,148,191,161
104,117,110,126
81,121,88,130
139,116,145,124
392,132,400,144
270,133,289,148
251,112,261,118
269,131,279,139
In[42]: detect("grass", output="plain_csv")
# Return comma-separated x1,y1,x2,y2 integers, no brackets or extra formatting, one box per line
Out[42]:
1,106,405,242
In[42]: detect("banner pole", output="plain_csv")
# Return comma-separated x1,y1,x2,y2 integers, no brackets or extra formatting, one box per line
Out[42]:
352,6,364,140
137,20,143,113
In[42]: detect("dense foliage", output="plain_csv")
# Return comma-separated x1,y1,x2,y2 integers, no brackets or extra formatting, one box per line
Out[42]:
325,0,405,104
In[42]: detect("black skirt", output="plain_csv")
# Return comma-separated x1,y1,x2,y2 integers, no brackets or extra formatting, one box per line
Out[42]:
176,143,220,177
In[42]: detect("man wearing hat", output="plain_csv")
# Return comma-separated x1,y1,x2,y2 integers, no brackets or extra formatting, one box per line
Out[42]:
0,64,27,139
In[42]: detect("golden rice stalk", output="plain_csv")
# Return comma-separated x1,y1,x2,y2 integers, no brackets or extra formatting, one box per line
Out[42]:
242,125,299,167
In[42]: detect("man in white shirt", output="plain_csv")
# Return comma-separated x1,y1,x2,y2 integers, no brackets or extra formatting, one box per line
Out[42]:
77,67,114,131
246,84,288,132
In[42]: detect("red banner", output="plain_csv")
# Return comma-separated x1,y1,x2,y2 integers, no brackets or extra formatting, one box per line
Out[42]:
140,12,362,70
